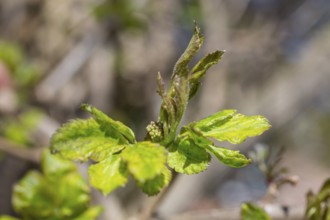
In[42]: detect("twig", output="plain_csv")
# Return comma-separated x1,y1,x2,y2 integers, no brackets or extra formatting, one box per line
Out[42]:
139,172,179,220
35,25,106,102
0,138,41,163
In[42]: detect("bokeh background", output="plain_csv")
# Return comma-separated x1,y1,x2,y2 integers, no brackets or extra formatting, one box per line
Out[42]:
0,0,330,219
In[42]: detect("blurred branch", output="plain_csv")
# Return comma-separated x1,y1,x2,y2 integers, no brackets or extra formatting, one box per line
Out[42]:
0,138,41,163
139,172,179,220
35,24,106,102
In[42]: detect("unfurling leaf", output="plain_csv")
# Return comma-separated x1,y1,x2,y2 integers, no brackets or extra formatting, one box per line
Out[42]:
88,155,128,195
189,50,225,99
206,145,251,168
241,203,271,220
305,178,330,220
193,110,271,144
171,24,204,79
168,138,211,174
122,142,167,182
157,24,205,146
50,118,123,162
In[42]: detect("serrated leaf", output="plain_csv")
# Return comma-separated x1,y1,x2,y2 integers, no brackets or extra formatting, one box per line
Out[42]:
206,145,252,168
81,104,135,144
12,151,100,220
88,155,128,195
193,109,236,131
194,110,271,144
241,203,271,220
121,142,166,182
139,167,172,196
189,50,225,99
50,118,124,162
168,137,211,174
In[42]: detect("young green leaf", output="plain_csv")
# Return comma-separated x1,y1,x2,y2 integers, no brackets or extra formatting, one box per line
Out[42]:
206,145,252,168
192,109,236,131
172,24,204,79
81,104,136,144
189,50,225,99
121,142,167,182
180,126,213,148
241,203,271,220
12,151,101,220
88,155,128,195
168,138,211,174
138,167,172,196
193,110,271,144
50,118,123,162
157,24,205,146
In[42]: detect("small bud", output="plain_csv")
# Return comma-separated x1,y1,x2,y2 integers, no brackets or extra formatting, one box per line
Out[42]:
146,121,163,142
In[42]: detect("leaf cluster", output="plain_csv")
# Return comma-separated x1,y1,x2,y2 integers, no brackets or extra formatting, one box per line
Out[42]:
51,104,170,196
0,150,101,220
50,24,270,196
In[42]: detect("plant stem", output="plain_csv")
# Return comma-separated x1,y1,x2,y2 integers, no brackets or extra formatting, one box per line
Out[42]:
139,171,179,220
0,138,41,163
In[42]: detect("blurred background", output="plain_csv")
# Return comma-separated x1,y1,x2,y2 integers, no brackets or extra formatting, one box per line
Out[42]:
0,0,330,219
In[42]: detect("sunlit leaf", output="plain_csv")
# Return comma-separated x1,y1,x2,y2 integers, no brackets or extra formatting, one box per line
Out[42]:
88,155,128,195
50,118,123,162
206,145,252,168
194,110,271,144
81,104,135,144
168,137,211,174
121,142,167,182
241,203,271,220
